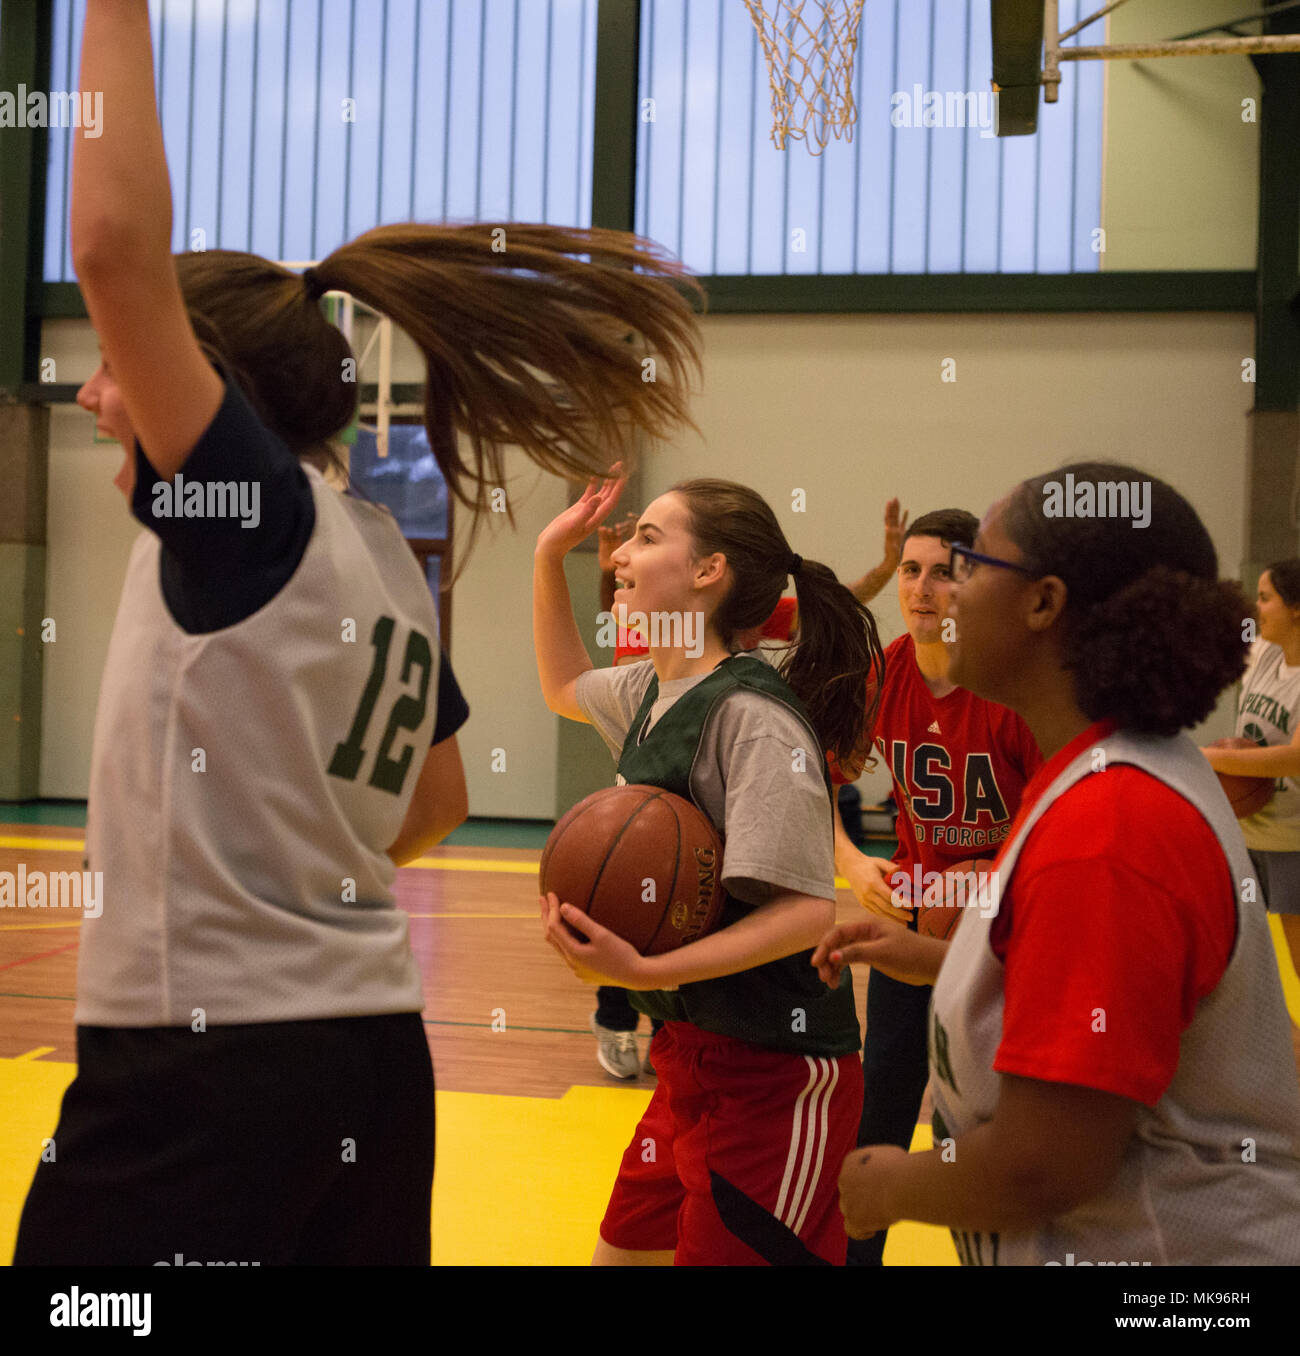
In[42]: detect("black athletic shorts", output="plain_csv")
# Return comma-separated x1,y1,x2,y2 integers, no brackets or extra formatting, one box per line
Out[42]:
14,1012,435,1267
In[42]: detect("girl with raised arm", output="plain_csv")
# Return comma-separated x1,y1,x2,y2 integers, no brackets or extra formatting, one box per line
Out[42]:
535,471,883,1265
16,2,700,1267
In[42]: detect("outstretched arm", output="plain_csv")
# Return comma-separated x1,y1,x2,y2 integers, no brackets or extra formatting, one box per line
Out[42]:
838,1075,1138,1239
534,467,626,722
1202,728,1300,780
848,498,908,605
74,1,223,480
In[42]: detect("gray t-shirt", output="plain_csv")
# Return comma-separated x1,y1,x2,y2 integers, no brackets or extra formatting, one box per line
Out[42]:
574,656,835,906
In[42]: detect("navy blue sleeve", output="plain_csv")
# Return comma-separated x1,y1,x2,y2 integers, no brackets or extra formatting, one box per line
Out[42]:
432,651,470,744
131,379,316,634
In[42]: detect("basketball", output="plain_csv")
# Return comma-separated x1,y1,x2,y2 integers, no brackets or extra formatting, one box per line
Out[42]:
1211,737,1275,819
916,858,996,942
539,785,726,955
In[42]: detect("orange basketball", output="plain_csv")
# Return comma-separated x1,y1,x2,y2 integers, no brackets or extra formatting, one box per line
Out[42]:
916,858,996,941
540,785,726,956
1211,737,1275,819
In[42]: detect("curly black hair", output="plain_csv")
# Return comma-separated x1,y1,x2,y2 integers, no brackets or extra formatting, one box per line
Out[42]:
1001,462,1250,736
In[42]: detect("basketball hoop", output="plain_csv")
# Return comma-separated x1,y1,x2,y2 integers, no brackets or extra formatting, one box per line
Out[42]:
742,0,867,155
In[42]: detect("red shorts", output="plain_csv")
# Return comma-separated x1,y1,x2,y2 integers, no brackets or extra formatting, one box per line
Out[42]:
599,1022,863,1265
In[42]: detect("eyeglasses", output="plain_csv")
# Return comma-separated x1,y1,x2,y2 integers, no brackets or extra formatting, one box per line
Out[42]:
948,542,1037,584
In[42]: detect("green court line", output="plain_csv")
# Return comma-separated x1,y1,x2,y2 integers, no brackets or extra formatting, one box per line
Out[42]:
0,991,74,1001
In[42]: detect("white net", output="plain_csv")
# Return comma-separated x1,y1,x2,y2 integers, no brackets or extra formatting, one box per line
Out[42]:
742,0,867,154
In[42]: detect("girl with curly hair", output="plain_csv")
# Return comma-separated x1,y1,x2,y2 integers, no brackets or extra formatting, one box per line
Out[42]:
816,462,1300,1264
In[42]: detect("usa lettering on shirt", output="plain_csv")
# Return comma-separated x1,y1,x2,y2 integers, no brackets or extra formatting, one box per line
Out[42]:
882,737,1013,848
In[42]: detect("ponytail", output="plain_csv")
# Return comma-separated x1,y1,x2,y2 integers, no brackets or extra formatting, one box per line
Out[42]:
175,222,704,539
305,223,703,515
786,558,885,770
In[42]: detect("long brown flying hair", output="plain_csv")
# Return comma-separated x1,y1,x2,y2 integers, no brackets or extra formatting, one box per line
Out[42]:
174,222,705,539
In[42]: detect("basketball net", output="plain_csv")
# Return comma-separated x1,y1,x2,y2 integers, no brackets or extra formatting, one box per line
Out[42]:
742,0,866,155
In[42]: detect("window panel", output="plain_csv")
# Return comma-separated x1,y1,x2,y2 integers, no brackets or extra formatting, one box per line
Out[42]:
637,0,1104,277
43,0,597,281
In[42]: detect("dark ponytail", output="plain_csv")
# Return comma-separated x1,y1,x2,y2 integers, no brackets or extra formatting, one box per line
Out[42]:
786,557,886,768
1002,462,1250,735
673,479,884,770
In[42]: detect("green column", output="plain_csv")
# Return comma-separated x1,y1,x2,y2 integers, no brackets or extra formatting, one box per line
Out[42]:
0,405,49,800
0,3,52,799
1245,2,1300,586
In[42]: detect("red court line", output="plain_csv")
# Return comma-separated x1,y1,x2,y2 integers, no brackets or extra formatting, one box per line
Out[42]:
0,941,79,973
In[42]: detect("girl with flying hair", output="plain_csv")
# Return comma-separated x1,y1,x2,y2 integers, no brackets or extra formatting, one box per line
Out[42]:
535,470,884,1265
817,462,1300,1264
15,3,700,1267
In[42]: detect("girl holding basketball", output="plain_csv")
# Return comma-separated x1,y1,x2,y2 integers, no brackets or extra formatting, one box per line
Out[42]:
16,3,700,1267
815,462,1300,1263
1202,559,1300,1010
535,472,884,1265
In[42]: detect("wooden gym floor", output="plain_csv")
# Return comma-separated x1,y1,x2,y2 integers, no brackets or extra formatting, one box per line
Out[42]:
3,816,1298,1266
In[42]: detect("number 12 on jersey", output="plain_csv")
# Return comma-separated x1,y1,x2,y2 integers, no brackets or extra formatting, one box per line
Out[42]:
328,616,432,795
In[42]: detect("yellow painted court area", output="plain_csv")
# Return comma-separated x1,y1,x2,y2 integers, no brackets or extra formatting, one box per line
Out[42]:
4,838,1299,1266
0,1053,958,1266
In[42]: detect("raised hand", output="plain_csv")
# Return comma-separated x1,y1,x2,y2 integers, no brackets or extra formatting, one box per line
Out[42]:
536,464,628,561
882,498,909,570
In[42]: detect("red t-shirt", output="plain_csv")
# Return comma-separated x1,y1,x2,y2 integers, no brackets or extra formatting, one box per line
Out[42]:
875,636,1042,880
989,717,1237,1107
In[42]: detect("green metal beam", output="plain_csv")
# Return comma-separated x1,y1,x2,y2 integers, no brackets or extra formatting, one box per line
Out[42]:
37,271,1254,338
696,271,1253,314
0,4,52,397
1254,0,1300,412
591,0,641,232
39,283,88,318
991,0,1045,136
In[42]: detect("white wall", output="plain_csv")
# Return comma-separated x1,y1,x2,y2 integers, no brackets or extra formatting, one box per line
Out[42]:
40,308,1254,807
1103,1,1261,270
448,460,564,819
39,323,145,799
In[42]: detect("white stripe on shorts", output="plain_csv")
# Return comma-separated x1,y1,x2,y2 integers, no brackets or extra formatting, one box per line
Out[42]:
793,1057,839,1235
776,1056,833,1232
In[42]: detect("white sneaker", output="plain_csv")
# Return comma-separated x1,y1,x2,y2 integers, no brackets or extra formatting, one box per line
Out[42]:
591,1015,641,1080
